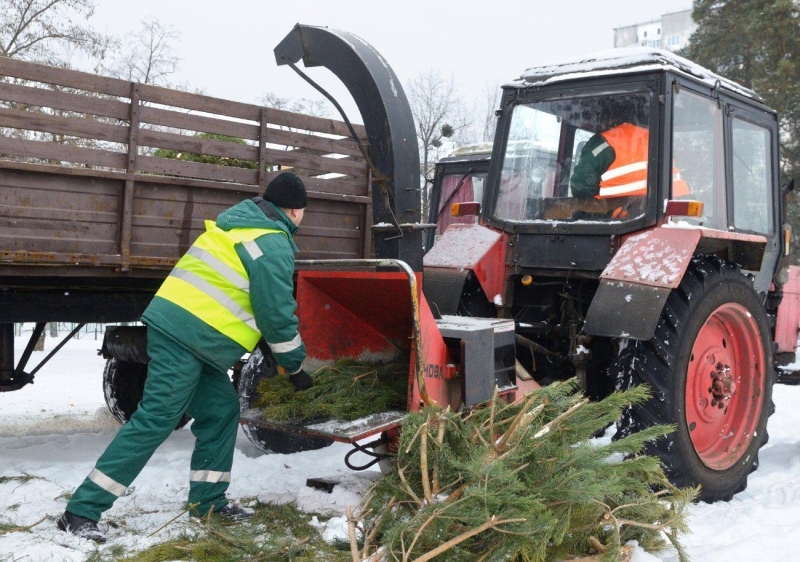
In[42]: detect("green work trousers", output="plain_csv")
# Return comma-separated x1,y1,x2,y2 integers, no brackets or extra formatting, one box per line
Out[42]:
66,327,240,521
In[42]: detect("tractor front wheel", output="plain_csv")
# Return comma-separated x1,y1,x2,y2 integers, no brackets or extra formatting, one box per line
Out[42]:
613,256,774,502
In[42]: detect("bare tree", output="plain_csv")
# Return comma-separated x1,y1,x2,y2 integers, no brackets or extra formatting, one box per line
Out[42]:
408,69,472,175
112,17,180,86
259,92,332,118
0,0,108,65
406,69,471,217
480,81,501,143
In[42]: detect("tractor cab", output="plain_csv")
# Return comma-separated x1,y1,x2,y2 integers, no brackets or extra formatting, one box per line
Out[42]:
480,48,782,292
423,48,787,502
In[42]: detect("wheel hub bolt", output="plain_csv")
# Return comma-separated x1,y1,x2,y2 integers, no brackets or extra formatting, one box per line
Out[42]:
709,361,735,407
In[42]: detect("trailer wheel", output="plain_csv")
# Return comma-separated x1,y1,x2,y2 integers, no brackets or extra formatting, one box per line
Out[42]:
238,346,333,455
102,358,190,430
612,256,774,502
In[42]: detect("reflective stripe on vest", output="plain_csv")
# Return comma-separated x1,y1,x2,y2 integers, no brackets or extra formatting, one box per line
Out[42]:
155,220,285,351
597,123,649,199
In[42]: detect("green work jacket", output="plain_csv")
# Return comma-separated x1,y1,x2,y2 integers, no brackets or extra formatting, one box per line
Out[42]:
142,198,306,374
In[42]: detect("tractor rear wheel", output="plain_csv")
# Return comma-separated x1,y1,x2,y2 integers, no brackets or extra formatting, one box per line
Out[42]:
102,358,191,430
238,346,333,455
613,256,774,502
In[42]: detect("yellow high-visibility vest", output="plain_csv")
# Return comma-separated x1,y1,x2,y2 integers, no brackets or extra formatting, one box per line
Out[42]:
155,220,285,351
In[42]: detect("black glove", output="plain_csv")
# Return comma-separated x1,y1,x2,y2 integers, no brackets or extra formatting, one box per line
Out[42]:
289,369,313,392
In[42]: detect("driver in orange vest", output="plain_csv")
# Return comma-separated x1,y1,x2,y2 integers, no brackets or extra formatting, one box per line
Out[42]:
571,112,689,202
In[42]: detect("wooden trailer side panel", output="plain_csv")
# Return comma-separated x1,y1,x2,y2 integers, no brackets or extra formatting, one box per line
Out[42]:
0,57,373,286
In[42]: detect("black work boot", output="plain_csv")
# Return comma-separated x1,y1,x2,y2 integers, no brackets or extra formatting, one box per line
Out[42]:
57,511,106,543
216,503,254,521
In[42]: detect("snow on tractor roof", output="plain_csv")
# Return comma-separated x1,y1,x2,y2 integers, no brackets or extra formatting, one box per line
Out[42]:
510,47,761,102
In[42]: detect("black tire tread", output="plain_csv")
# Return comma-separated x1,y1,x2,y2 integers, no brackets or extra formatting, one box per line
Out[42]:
612,256,776,502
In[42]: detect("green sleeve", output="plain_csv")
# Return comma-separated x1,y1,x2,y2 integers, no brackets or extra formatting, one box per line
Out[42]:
570,134,616,198
246,235,306,373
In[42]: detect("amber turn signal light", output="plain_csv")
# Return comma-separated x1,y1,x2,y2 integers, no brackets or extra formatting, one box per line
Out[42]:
665,200,704,217
785,225,792,256
451,202,481,217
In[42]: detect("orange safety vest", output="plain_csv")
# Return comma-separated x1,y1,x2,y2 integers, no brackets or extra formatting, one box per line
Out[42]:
596,124,689,198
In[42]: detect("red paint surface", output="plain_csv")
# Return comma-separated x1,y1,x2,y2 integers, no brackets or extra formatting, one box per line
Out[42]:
410,295,457,412
605,227,768,290
775,265,800,353
685,302,765,470
297,270,456,413
297,271,416,361
424,223,507,304
603,228,701,289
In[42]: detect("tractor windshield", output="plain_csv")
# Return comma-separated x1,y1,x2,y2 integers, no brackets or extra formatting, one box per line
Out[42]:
494,92,651,223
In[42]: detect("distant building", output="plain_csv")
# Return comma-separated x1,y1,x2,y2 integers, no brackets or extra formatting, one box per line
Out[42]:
614,8,696,52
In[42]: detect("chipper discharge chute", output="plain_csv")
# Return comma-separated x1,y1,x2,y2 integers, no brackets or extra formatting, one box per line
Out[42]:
237,259,519,464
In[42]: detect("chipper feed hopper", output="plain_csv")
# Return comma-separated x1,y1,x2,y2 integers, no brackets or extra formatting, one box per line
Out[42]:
238,258,520,460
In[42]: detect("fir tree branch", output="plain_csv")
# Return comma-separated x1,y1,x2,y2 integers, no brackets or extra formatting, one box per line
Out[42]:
488,386,498,448
497,397,544,451
397,465,423,507
0,514,47,536
419,423,432,503
432,409,448,496
533,398,589,439
410,515,527,562
496,393,542,451
362,497,396,558
346,505,359,562
404,423,426,454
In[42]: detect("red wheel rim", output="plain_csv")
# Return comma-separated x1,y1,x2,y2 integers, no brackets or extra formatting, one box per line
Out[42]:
685,303,765,470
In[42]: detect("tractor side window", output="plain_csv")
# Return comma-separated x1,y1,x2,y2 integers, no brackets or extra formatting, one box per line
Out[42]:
494,93,650,223
435,172,486,235
671,90,725,229
732,119,773,234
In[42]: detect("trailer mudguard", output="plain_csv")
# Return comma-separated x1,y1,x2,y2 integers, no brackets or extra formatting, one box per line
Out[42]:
274,25,422,270
585,226,767,340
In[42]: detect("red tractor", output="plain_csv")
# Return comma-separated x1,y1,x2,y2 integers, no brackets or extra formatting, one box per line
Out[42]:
421,50,800,502
230,29,800,502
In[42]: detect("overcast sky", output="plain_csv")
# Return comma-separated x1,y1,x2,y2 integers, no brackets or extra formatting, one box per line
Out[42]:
91,0,691,124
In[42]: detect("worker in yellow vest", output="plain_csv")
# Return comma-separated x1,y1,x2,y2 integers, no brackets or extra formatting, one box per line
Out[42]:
59,172,311,542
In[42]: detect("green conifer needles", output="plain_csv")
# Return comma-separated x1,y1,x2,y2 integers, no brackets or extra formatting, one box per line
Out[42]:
354,380,695,562
255,359,408,422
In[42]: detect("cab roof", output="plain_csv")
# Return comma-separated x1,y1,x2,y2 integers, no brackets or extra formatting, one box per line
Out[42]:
508,47,762,103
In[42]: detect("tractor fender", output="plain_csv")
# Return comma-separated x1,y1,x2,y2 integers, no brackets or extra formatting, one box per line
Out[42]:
423,224,507,316
585,226,767,340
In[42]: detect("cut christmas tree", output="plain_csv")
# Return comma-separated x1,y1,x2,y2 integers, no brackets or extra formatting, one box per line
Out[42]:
350,380,694,562
255,358,408,422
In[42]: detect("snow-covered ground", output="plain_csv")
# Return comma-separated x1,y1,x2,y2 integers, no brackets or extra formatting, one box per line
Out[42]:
2,332,800,561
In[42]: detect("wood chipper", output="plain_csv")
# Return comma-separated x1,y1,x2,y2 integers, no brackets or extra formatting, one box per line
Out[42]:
235,26,527,467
